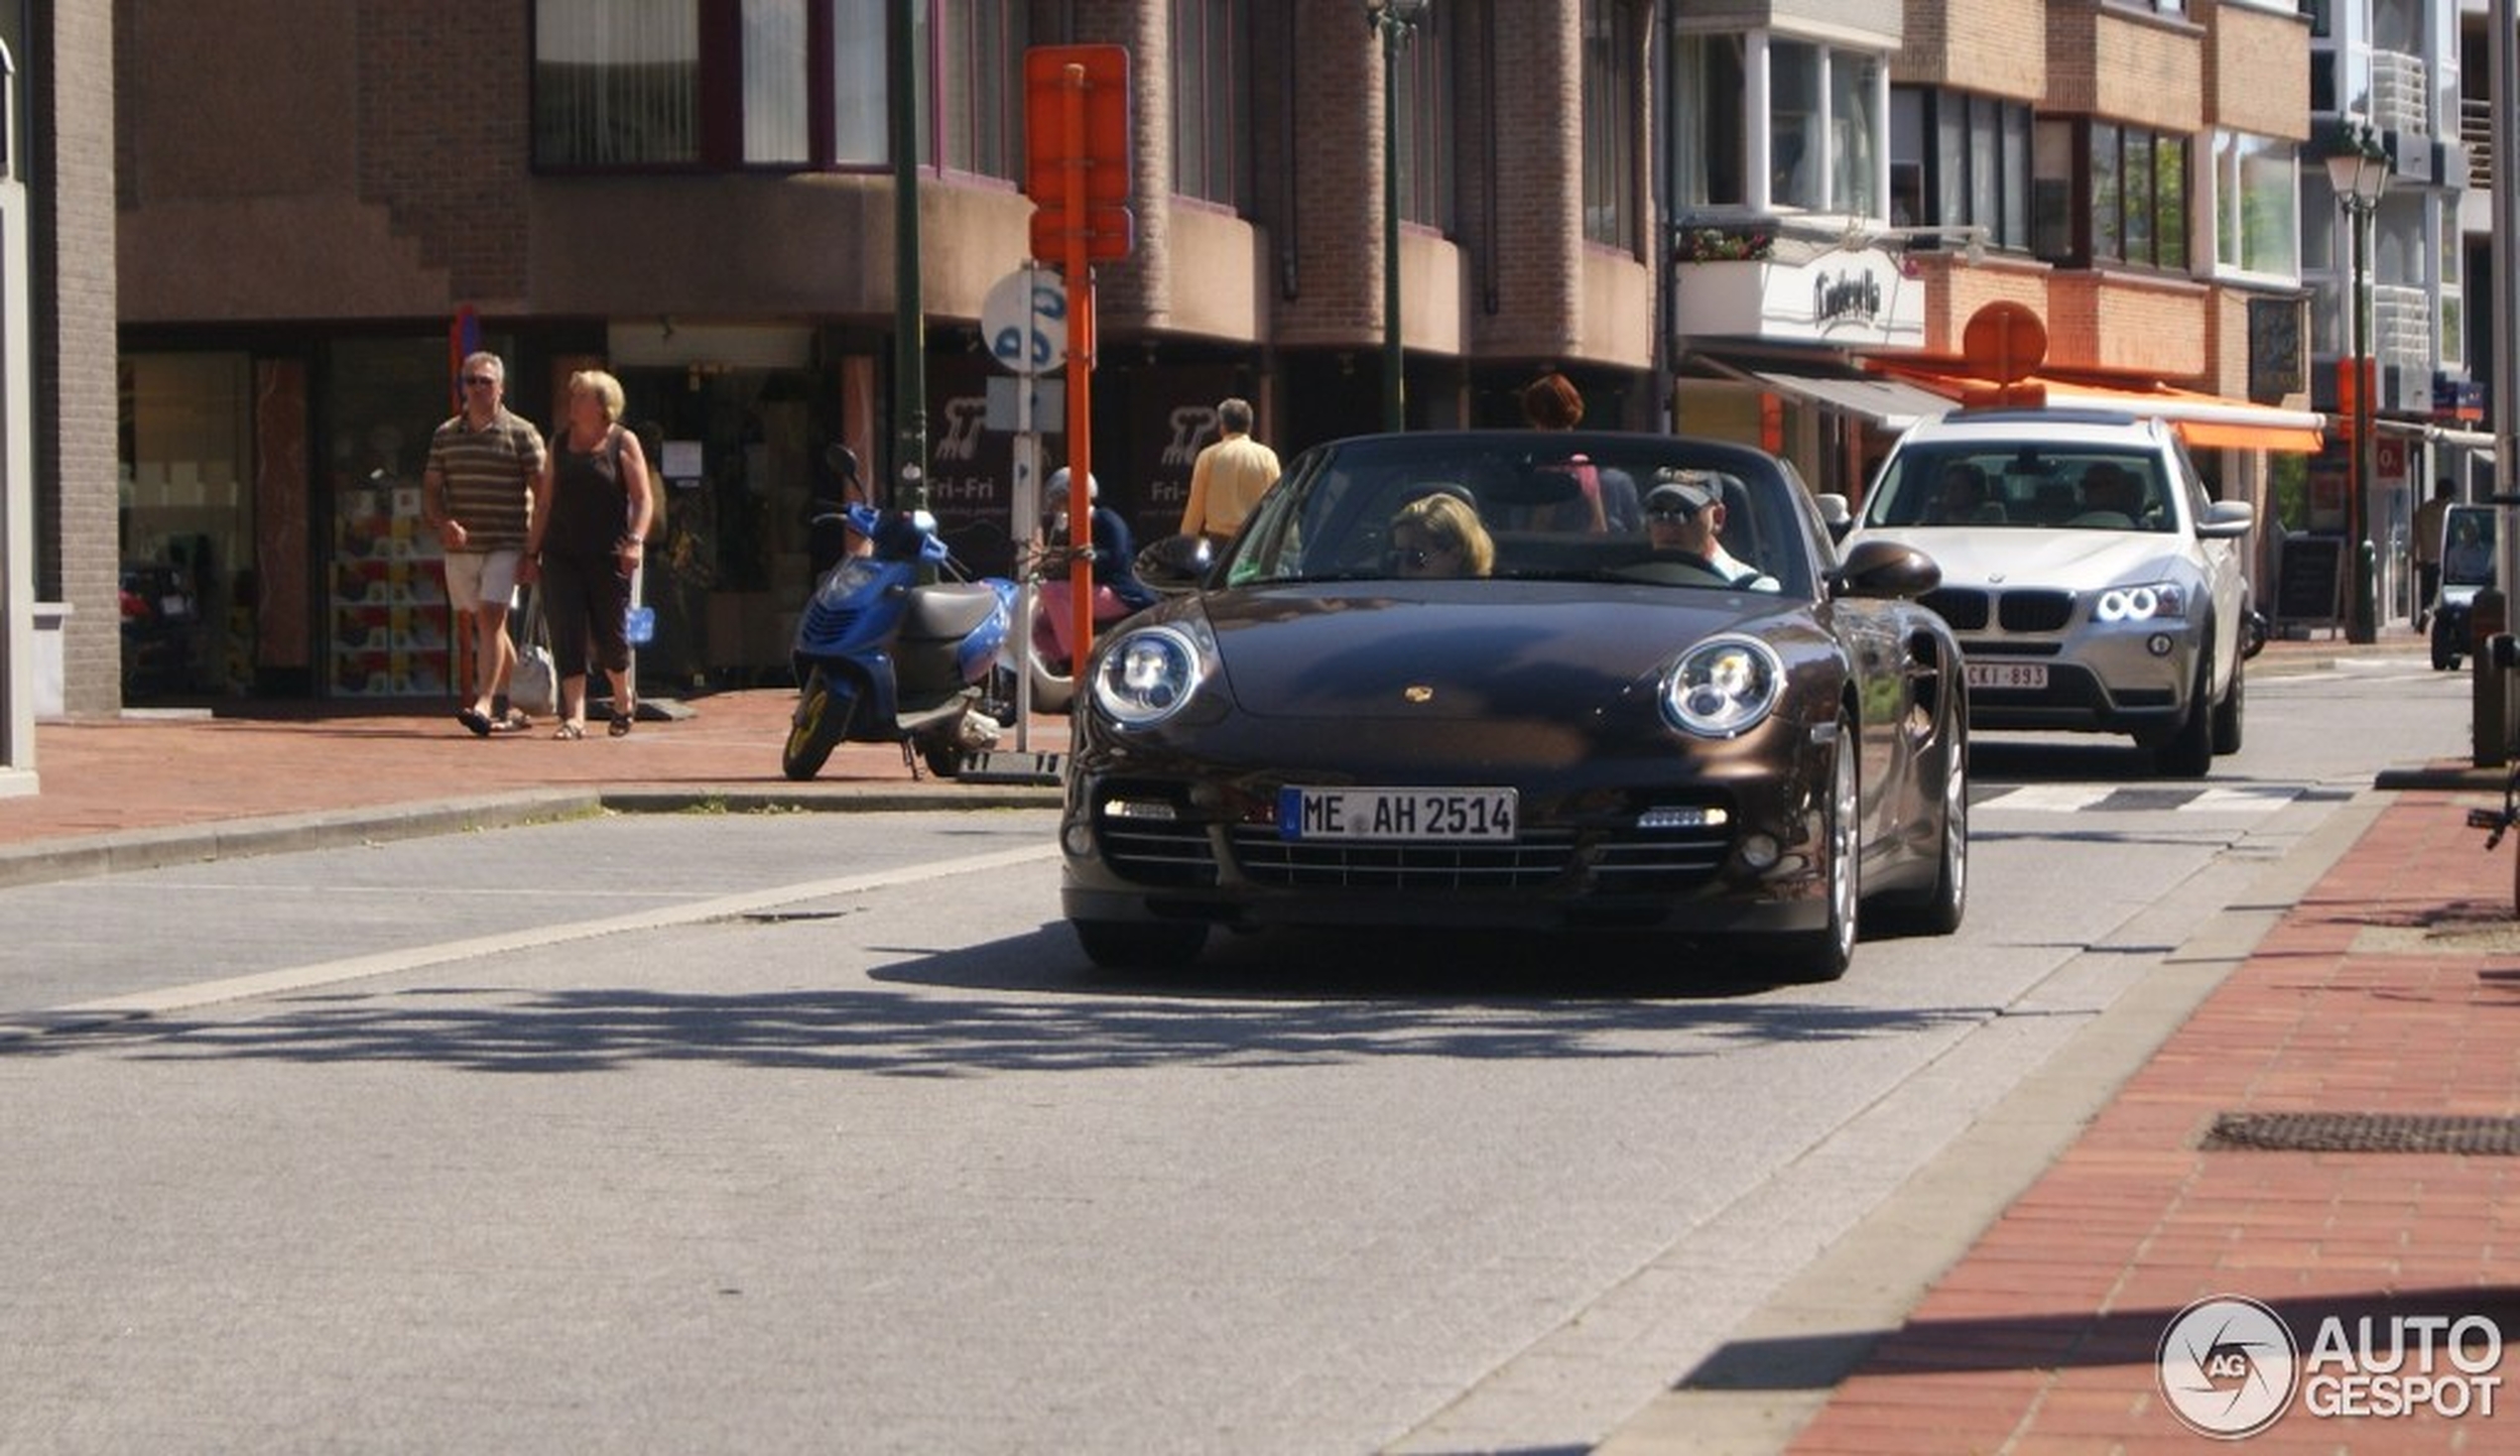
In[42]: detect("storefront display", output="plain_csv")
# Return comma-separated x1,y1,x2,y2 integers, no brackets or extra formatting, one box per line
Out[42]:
328,477,450,697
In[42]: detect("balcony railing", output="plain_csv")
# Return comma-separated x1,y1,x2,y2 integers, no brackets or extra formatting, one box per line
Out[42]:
2370,50,2429,138
2464,97,2493,192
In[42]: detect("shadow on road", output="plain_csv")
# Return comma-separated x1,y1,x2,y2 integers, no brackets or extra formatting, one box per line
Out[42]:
10,924,1995,1076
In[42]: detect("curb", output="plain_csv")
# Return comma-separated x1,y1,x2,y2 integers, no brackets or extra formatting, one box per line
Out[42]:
0,782,1064,891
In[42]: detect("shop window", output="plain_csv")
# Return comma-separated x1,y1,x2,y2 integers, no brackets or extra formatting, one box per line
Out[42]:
322,339,479,698
120,354,256,698
1397,3,1452,228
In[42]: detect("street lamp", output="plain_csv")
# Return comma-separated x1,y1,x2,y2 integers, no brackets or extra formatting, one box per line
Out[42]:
1365,0,1431,431
2326,117,2389,644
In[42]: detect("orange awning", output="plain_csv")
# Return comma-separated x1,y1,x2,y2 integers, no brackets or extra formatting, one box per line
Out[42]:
1870,365,2328,454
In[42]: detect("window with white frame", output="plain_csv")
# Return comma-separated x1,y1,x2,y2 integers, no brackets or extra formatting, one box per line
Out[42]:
1671,33,1747,209
1767,37,1883,214
2210,130,2298,281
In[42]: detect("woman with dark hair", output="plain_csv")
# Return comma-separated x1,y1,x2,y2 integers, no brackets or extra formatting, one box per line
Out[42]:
1520,372,1637,533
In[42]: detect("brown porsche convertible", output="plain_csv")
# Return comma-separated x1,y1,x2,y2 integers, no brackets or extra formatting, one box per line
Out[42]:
1058,430,1966,983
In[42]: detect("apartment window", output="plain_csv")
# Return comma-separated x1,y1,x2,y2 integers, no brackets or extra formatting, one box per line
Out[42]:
1395,6,1451,227
2211,131,2299,280
1581,0,1638,247
534,0,1022,179
1173,0,1248,206
932,0,1023,179
1890,86,2031,249
1767,38,1881,214
2033,117,2189,271
1672,34,1746,208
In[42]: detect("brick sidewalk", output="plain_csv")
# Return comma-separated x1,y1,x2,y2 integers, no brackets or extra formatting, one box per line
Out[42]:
1785,785,2520,1453
0,687,1065,851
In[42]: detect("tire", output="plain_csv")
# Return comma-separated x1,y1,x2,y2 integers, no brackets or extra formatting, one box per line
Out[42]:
1072,918,1208,970
2433,615,2461,671
1877,727,1967,937
781,670,853,782
2152,657,2214,779
920,734,963,780
1771,713,1859,982
2209,644,2245,756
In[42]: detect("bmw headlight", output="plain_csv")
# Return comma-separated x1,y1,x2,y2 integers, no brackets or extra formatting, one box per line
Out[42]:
1092,625,1206,728
1662,637,1785,738
2094,581,2190,622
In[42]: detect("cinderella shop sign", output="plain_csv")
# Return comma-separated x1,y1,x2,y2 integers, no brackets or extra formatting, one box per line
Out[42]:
1671,245,1924,348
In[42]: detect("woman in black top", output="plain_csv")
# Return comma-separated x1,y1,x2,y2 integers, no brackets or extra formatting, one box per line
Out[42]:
523,369,655,738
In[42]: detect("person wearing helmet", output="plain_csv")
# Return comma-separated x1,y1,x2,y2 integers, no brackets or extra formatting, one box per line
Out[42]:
1046,467,1159,612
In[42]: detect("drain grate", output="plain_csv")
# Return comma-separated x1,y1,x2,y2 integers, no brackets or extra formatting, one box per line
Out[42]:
2203,1112,2520,1155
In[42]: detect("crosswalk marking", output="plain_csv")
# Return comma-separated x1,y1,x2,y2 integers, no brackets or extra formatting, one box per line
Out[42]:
1975,783,2306,815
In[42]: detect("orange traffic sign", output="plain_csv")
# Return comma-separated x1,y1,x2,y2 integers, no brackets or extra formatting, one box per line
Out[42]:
1961,302,2048,384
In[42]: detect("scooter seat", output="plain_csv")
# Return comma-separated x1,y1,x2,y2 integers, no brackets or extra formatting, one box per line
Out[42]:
901,582,1002,643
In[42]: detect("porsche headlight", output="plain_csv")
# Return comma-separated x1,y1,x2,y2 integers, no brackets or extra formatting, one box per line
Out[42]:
2094,581,2189,622
1662,637,1785,738
1092,625,1206,728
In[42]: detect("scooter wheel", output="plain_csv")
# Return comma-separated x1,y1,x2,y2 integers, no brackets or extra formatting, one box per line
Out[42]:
783,672,852,781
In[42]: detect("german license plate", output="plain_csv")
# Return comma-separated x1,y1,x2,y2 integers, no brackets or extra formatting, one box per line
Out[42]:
1965,662,2049,691
1279,787,1518,842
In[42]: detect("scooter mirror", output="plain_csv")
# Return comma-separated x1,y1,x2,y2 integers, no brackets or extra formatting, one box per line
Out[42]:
824,443,860,483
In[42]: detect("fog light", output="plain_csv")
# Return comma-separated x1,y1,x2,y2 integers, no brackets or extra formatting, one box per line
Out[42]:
1738,833,1781,870
1638,804,1729,831
1062,821,1096,856
2147,633,2175,658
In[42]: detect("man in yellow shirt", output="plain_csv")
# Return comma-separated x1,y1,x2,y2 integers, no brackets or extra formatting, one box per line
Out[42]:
1179,397,1281,546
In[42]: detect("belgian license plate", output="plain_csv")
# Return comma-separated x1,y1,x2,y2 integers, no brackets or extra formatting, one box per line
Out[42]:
1965,662,2049,691
1279,787,1518,842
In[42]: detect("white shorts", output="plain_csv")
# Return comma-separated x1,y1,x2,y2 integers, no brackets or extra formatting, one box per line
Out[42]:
442,549,522,613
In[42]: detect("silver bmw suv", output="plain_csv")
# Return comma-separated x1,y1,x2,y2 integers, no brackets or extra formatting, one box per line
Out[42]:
1850,409,2254,777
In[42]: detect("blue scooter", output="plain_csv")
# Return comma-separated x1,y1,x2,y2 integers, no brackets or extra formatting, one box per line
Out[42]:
782,502,1015,782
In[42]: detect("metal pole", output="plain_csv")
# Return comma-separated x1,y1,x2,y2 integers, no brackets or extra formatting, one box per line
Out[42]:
2348,193,2377,644
889,0,928,515
1379,17,1404,431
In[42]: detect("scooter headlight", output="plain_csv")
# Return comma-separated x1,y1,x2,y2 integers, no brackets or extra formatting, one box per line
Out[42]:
1661,636,1784,738
1092,625,1206,728
816,556,885,607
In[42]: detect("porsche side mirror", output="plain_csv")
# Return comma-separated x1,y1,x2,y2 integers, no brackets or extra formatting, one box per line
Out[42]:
1135,533,1215,590
1833,539,1941,600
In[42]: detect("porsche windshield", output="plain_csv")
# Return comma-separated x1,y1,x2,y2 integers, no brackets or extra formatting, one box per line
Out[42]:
1218,433,1814,597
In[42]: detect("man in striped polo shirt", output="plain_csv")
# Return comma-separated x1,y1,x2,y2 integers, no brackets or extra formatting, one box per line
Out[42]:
424,351,548,736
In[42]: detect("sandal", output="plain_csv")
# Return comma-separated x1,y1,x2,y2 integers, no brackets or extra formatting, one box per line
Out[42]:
455,707,493,738
495,708,533,733
553,722,585,740
608,710,635,738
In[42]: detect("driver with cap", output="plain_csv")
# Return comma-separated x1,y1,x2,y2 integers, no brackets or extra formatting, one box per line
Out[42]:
1644,470,1776,590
